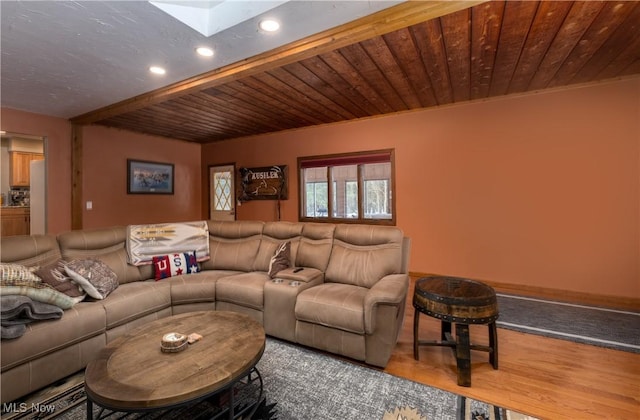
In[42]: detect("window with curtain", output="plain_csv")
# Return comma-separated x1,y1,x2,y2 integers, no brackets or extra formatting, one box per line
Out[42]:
298,149,395,225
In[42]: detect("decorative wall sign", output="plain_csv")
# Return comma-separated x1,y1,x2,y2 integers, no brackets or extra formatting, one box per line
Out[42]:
127,159,174,194
239,165,287,201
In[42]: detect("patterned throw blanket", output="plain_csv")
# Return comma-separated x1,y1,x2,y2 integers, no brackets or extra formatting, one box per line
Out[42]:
1,295,63,339
126,221,210,266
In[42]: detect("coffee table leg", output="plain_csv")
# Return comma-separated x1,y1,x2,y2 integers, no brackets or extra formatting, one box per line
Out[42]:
86,397,93,420
228,386,234,420
455,323,471,387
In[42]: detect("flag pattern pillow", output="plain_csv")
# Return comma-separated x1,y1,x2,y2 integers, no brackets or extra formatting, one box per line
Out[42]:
153,251,200,280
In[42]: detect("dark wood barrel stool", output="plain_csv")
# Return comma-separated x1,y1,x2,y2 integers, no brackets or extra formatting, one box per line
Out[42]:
413,275,499,387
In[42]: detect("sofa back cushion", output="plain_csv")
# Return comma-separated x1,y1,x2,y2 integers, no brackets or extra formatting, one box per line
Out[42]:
296,223,335,271
0,234,61,267
325,224,404,288
254,222,303,272
57,227,146,284
201,220,264,271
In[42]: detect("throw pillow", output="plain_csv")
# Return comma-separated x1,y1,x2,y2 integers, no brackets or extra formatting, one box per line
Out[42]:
153,251,200,281
0,263,41,283
35,260,86,299
64,259,119,300
268,241,290,278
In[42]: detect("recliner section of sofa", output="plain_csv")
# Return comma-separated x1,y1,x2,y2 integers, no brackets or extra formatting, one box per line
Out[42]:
295,224,409,366
0,220,410,404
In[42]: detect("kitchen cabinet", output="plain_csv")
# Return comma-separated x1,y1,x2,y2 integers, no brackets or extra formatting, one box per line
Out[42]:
10,152,44,187
1,207,30,237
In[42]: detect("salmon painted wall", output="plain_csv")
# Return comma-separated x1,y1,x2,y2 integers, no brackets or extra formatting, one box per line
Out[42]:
0,109,202,233
201,78,640,299
0,108,72,234
81,125,201,228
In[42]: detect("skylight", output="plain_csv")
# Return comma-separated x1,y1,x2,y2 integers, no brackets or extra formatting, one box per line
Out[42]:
149,0,288,37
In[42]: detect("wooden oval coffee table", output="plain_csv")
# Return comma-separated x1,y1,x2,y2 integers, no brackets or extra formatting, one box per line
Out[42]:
84,311,265,419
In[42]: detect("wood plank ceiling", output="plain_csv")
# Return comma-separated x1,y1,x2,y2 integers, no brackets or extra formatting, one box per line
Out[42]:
71,1,640,144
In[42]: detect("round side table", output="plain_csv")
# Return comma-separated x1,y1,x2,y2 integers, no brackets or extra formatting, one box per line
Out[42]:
413,275,499,387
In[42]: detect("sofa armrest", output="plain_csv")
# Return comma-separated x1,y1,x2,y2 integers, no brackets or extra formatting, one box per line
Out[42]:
363,273,409,334
274,267,323,284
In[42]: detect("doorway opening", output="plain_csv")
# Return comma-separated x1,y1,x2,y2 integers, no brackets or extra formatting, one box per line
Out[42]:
0,132,47,235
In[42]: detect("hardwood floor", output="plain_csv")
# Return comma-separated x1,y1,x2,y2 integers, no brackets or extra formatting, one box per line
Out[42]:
384,279,640,419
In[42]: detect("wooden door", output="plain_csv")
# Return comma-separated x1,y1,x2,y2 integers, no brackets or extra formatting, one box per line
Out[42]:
209,165,236,221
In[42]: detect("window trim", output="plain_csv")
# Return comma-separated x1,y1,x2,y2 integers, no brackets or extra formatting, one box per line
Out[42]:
298,149,396,226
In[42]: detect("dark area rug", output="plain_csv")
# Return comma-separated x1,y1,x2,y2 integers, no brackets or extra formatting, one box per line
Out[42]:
2,339,520,420
496,294,640,353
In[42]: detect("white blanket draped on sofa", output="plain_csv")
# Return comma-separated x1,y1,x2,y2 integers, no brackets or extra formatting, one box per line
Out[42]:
126,221,210,266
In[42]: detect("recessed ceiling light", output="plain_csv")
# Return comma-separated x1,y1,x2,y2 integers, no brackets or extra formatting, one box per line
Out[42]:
196,47,214,57
259,19,280,32
149,66,166,75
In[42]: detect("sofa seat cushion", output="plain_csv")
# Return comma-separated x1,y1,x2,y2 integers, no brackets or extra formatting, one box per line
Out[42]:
1,302,106,371
295,283,368,334
98,281,171,329
215,272,270,310
167,270,239,305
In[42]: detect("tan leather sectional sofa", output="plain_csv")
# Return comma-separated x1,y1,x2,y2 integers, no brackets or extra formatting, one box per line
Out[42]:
0,220,411,404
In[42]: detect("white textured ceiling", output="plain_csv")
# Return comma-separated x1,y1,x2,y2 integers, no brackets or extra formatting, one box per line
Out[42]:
149,0,290,37
0,0,401,119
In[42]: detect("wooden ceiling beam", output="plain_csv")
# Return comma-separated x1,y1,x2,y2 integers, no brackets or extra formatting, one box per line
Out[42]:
70,1,485,125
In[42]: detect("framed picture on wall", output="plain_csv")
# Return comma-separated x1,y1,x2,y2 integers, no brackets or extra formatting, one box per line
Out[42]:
127,159,174,194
